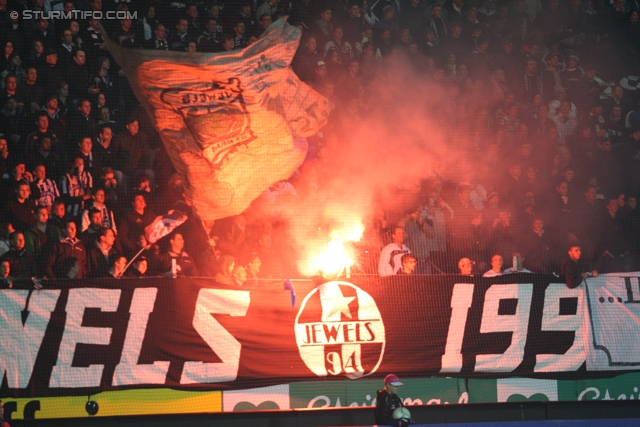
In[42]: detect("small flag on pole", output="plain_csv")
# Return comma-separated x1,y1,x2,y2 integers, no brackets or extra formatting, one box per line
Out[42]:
283,279,296,308
144,210,188,244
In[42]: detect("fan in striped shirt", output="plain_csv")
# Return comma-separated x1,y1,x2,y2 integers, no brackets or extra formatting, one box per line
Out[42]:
30,164,60,211
59,157,93,218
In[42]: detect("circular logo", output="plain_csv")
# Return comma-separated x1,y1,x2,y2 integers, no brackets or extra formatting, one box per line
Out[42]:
294,281,385,379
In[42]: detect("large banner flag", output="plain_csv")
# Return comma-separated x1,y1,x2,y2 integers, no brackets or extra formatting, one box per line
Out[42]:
6,273,640,400
104,20,330,221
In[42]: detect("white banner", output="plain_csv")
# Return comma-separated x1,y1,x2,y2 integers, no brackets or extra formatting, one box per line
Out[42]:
584,274,640,370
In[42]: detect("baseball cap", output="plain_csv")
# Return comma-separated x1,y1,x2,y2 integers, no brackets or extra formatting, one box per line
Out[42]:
384,374,404,386
316,60,326,68
458,258,475,268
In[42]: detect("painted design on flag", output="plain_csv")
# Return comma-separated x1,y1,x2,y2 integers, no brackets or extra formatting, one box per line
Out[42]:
294,281,385,379
104,19,331,222
497,378,558,402
144,210,188,244
160,78,256,169
222,384,290,412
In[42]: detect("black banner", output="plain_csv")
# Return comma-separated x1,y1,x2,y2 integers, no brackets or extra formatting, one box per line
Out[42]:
0,274,604,398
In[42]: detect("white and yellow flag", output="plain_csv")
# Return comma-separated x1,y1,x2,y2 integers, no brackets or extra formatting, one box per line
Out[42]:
105,20,330,221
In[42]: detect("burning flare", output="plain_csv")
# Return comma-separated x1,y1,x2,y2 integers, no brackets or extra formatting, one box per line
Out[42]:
305,224,365,278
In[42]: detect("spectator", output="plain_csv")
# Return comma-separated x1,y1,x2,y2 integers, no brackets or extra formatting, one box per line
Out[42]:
560,54,583,94
5,179,37,233
45,220,87,279
483,253,503,277
23,67,45,112
232,264,247,285
49,200,68,231
59,156,93,219
31,154,62,204
396,253,417,274
146,24,169,50
113,17,139,48
0,259,13,288
503,251,532,273
449,184,482,260
244,252,262,285
597,197,635,273
429,5,448,46
118,193,155,252
75,136,102,179
79,208,103,248
66,51,97,103
0,223,14,257
83,17,107,63
88,227,119,278
113,117,153,186
561,244,597,288
378,226,411,276
0,98,29,154
24,206,61,275
539,53,562,102
107,254,127,278
313,7,334,47
90,57,117,103
81,187,116,232
458,257,475,275
58,28,77,69
0,231,36,279
215,254,237,284
185,4,202,37
169,18,190,51
69,100,97,149
125,255,149,277
26,113,56,158
292,35,320,84
158,231,198,277
517,58,543,103
1,159,33,203
197,19,220,53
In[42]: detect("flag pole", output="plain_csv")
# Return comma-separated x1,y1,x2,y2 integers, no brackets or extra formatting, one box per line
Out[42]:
121,246,147,277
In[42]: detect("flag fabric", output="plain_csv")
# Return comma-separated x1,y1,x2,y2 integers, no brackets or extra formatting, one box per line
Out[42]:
144,210,189,244
104,19,331,222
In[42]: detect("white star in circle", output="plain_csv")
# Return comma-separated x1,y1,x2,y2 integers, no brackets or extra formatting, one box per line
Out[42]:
322,290,355,321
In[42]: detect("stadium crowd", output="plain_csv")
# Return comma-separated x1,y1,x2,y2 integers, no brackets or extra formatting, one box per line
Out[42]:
0,0,638,283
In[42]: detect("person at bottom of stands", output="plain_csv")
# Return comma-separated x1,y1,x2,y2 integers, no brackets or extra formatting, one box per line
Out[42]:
0,231,37,279
396,253,417,275
561,244,598,289
158,231,198,277
125,255,148,277
24,206,61,275
458,257,475,276
0,259,13,288
232,265,247,285
45,220,87,279
503,251,532,274
245,252,261,285
483,253,503,277
108,254,127,279
88,227,119,278
378,226,411,276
